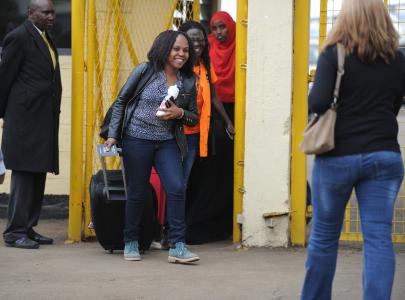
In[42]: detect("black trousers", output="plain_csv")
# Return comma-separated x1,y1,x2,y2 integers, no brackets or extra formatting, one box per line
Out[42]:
3,170,46,243
185,103,234,244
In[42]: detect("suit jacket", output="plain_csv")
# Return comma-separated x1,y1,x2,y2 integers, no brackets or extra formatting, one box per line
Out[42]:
0,20,62,174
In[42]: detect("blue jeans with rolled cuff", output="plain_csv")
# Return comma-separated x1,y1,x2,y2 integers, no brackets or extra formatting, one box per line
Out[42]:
301,151,403,300
122,136,185,245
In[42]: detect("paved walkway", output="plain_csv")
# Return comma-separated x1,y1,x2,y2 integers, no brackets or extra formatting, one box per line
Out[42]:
0,219,404,300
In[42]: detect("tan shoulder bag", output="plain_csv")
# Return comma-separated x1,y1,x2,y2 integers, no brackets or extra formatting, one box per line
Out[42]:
300,43,345,155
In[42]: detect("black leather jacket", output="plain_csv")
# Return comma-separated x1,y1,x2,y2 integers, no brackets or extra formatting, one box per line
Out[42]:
108,62,198,159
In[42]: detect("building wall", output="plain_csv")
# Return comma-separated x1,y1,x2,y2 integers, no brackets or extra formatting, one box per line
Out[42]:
0,55,72,195
242,0,293,247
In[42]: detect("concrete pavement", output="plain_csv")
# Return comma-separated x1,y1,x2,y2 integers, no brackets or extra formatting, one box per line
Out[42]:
0,219,404,300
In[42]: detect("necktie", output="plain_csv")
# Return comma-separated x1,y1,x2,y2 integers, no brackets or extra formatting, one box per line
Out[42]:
40,31,56,68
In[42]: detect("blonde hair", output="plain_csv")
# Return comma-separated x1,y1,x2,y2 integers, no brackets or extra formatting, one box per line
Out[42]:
323,0,399,63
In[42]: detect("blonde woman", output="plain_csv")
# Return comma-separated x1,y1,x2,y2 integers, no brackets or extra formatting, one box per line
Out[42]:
301,0,405,299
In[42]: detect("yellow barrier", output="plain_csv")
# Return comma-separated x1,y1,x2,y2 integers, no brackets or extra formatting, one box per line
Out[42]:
290,0,310,246
233,0,248,243
67,0,85,243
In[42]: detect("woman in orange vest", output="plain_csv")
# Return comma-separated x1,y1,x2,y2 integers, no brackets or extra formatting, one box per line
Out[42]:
178,21,234,191
178,20,235,244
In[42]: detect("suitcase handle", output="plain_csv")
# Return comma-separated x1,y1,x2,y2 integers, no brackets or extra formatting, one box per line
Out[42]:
96,144,127,201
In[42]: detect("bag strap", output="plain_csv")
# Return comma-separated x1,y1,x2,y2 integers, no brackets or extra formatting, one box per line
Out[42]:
333,43,345,103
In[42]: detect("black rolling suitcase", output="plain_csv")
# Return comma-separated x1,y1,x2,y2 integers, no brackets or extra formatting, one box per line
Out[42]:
90,144,157,253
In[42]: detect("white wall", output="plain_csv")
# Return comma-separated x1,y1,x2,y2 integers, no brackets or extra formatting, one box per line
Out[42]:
219,0,237,20
242,0,293,247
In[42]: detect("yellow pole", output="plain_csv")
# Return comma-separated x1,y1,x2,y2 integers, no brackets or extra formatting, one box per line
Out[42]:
193,0,200,21
233,0,248,243
166,0,178,30
83,0,96,238
319,0,327,50
290,0,310,246
67,0,86,243
112,0,120,100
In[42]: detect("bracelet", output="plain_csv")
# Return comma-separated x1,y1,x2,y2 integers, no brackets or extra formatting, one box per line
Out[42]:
177,108,184,119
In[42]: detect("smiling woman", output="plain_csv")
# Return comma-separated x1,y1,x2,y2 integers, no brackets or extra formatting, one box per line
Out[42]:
0,0,71,49
105,30,201,264
165,34,190,76
177,20,235,244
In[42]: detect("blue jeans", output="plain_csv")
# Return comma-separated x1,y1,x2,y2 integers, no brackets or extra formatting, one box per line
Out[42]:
301,151,403,300
162,134,199,231
182,134,199,189
122,136,185,245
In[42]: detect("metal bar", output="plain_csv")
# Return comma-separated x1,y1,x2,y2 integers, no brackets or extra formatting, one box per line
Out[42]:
319,0,328,51
108,0,121,169
344,201,351,234
83,0,97,238
233,0,248,243
98,4,112,82
340,233,363,241
193,0,200,21
115,5,139,66
94,5,113,142
166,0,178,30
111,0,120,100
100,154,110,200
67,0,86,243
290,0,311,246
393,235,405,243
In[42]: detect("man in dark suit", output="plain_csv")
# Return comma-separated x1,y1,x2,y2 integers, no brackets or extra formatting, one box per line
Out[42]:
0,0,62,249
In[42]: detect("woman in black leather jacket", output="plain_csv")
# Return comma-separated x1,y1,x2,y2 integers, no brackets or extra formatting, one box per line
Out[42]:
105,30,200,264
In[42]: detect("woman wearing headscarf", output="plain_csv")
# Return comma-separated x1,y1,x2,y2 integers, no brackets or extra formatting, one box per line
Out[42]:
209,11,236,107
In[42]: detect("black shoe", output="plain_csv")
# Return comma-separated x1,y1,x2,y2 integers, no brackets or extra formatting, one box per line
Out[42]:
28,230,53,245
5,237,39,249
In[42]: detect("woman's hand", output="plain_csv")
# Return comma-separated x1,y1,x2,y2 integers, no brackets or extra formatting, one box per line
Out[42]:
226,123,235,135
225,123,235,140
105,137,118,151
157,100,184,121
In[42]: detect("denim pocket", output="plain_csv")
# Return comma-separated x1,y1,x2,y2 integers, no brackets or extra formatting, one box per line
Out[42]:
373,153,404,181
319,158,351,187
